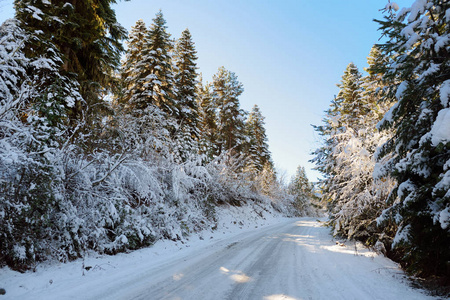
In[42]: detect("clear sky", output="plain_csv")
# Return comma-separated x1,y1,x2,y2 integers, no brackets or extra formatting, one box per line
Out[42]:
0,0,412,182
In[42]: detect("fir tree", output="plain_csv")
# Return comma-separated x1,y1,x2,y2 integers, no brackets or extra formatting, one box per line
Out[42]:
197,75,219,160
119,15,176,159
289,166,314,212
143,10,177,117
375,0,450,277
173,28,199,161
244,105,271,174
14,0,127,126
213,67,245,155
120,19,149,110
312,59,396,243
335,62,366,129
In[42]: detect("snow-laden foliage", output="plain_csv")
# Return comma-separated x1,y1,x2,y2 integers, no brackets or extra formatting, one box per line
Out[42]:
0,18,83,270
375,0,450,277
313,51,397,250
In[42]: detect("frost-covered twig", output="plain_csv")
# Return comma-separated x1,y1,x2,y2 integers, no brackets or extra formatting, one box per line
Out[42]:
92,151,128,187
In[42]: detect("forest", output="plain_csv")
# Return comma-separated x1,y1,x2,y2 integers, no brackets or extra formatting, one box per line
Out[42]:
0,1,316,272
0,0,449,283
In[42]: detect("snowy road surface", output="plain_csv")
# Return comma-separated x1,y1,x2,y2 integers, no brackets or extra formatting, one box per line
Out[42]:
1,218,434,300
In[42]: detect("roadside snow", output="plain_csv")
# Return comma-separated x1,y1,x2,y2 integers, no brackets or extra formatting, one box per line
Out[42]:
0,205,287,299
430,108,450,146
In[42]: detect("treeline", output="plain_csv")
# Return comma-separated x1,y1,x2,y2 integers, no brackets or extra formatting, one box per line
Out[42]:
313,1,449,279
0,3,316,271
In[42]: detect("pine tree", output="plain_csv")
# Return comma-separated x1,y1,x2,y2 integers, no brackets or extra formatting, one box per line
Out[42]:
244,105,271,174
197,75,219,160
14,0,127,126
120,19,149,110
173,28,199,161
213,67,245,155
335,62,366,129
312,58,397,243
143,10,177,117
312,63,364,211
375,0,450,277
289,166,314,212
119,14,177,159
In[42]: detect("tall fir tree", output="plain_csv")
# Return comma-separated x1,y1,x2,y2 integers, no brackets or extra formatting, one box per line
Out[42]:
120,19,149,111
244,105,271,174
173,28,199,161
213,67,245,155
119,17,174,158
143,10,177,118
335,62,366,129
197,75,219,160
375,0,450,277
312,63,364,210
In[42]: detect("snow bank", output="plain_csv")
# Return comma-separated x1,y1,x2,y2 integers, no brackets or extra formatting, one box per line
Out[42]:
430,108,450,146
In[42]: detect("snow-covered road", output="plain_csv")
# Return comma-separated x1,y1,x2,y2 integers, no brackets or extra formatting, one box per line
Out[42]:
1,218,435,300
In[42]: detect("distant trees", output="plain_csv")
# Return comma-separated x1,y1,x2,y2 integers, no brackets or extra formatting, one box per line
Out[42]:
288,166,315,211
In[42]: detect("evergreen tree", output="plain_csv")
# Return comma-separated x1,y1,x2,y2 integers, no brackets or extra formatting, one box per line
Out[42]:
312,63,364,211
244,105,271,174
119,14,177,159
335,62,366,129
289,166,314,212
120,19,149,110
197,75,219,160
375,0,450,277
14,0,127,126
212,67,245,155
173,28,199,161
143,10,177,117
312,58,396,243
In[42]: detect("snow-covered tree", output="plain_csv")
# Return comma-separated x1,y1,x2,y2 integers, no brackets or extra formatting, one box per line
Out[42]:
335,63,366,129
120,19,149,110
312,56,397,245
143,10,177,117
288,166,315,211
213,67,245,155
375,0,450,277
312,63,365,211
197,75,219,160
243,105,271,174
119,17,175,159
14,0,127,126
173,28,200,161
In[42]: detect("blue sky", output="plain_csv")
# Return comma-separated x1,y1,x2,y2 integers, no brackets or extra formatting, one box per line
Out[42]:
0,0,412,181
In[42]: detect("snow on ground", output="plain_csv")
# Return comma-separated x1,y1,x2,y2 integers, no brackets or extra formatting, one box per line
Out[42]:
0,204,286,299
0,208,436,300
